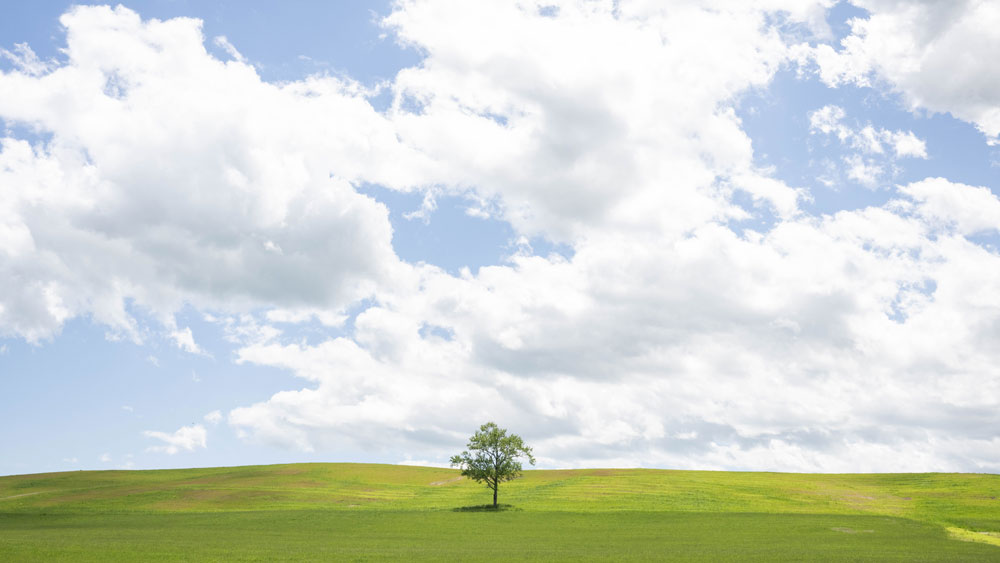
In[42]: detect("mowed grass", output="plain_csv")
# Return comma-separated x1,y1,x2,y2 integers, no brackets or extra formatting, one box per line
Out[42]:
2,463,999,561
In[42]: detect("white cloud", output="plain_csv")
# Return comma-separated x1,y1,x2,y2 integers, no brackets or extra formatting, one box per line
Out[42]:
0,4,425,342
808,105,927,159
144,424,208,454
204,410,223,425
809,104,850,140
99,453,111,463
264,308,347,327
231,175,1000,471
384,0,816,239
212,35,246,63
811,0,1000,143
224,0,1000,471
809,105,927,187
885,130,927,159
844,154,883,188
4,2,1000,473
217,313,283,347
898,177,1000,235
0,43,51,76
169,327,205,355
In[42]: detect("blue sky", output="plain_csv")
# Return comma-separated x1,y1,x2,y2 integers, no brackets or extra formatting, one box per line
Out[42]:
2,1,1000,476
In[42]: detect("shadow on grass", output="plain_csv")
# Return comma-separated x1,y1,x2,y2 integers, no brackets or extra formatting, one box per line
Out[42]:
452,504,520,512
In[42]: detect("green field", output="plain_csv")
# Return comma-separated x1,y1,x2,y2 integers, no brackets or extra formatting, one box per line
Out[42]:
2,463,999,561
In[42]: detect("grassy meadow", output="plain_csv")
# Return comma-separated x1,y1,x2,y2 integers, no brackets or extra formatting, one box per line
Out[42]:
1,463,999,560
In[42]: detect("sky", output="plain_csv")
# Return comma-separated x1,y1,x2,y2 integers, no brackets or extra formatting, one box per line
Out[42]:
1,0,999,476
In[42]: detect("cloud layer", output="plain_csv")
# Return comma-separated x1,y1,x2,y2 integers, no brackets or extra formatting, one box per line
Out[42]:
812,0,1000,142
0,5,422,341
3,1,999,472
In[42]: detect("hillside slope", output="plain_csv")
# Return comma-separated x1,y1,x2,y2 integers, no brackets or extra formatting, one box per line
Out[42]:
2,463,999,560
1,463,997,522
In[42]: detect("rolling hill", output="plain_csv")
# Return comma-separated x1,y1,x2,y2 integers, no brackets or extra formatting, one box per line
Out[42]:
2,463,999,561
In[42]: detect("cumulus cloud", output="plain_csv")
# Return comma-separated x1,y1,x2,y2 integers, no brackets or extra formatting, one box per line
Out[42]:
144,424,208,454
898,177,1000,235
230,183,1000,471
227,2,1000,472
0,4,427,342
885,130,928,159
809,104,927,187
4,2,1000,473
811,0,1000,143
384,0,812,238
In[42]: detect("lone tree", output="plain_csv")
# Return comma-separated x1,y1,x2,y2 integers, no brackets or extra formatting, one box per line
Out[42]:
451,422,535,508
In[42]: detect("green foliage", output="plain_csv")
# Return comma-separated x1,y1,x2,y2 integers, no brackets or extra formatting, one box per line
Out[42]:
450,422,535,506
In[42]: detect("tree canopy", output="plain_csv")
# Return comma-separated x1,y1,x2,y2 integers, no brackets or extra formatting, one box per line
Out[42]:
450,422,535,507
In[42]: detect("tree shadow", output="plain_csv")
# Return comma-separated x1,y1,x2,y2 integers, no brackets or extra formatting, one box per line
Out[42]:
452,504,520,512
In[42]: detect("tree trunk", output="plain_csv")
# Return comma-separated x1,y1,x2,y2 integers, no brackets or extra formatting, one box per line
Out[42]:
493,485,498,507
